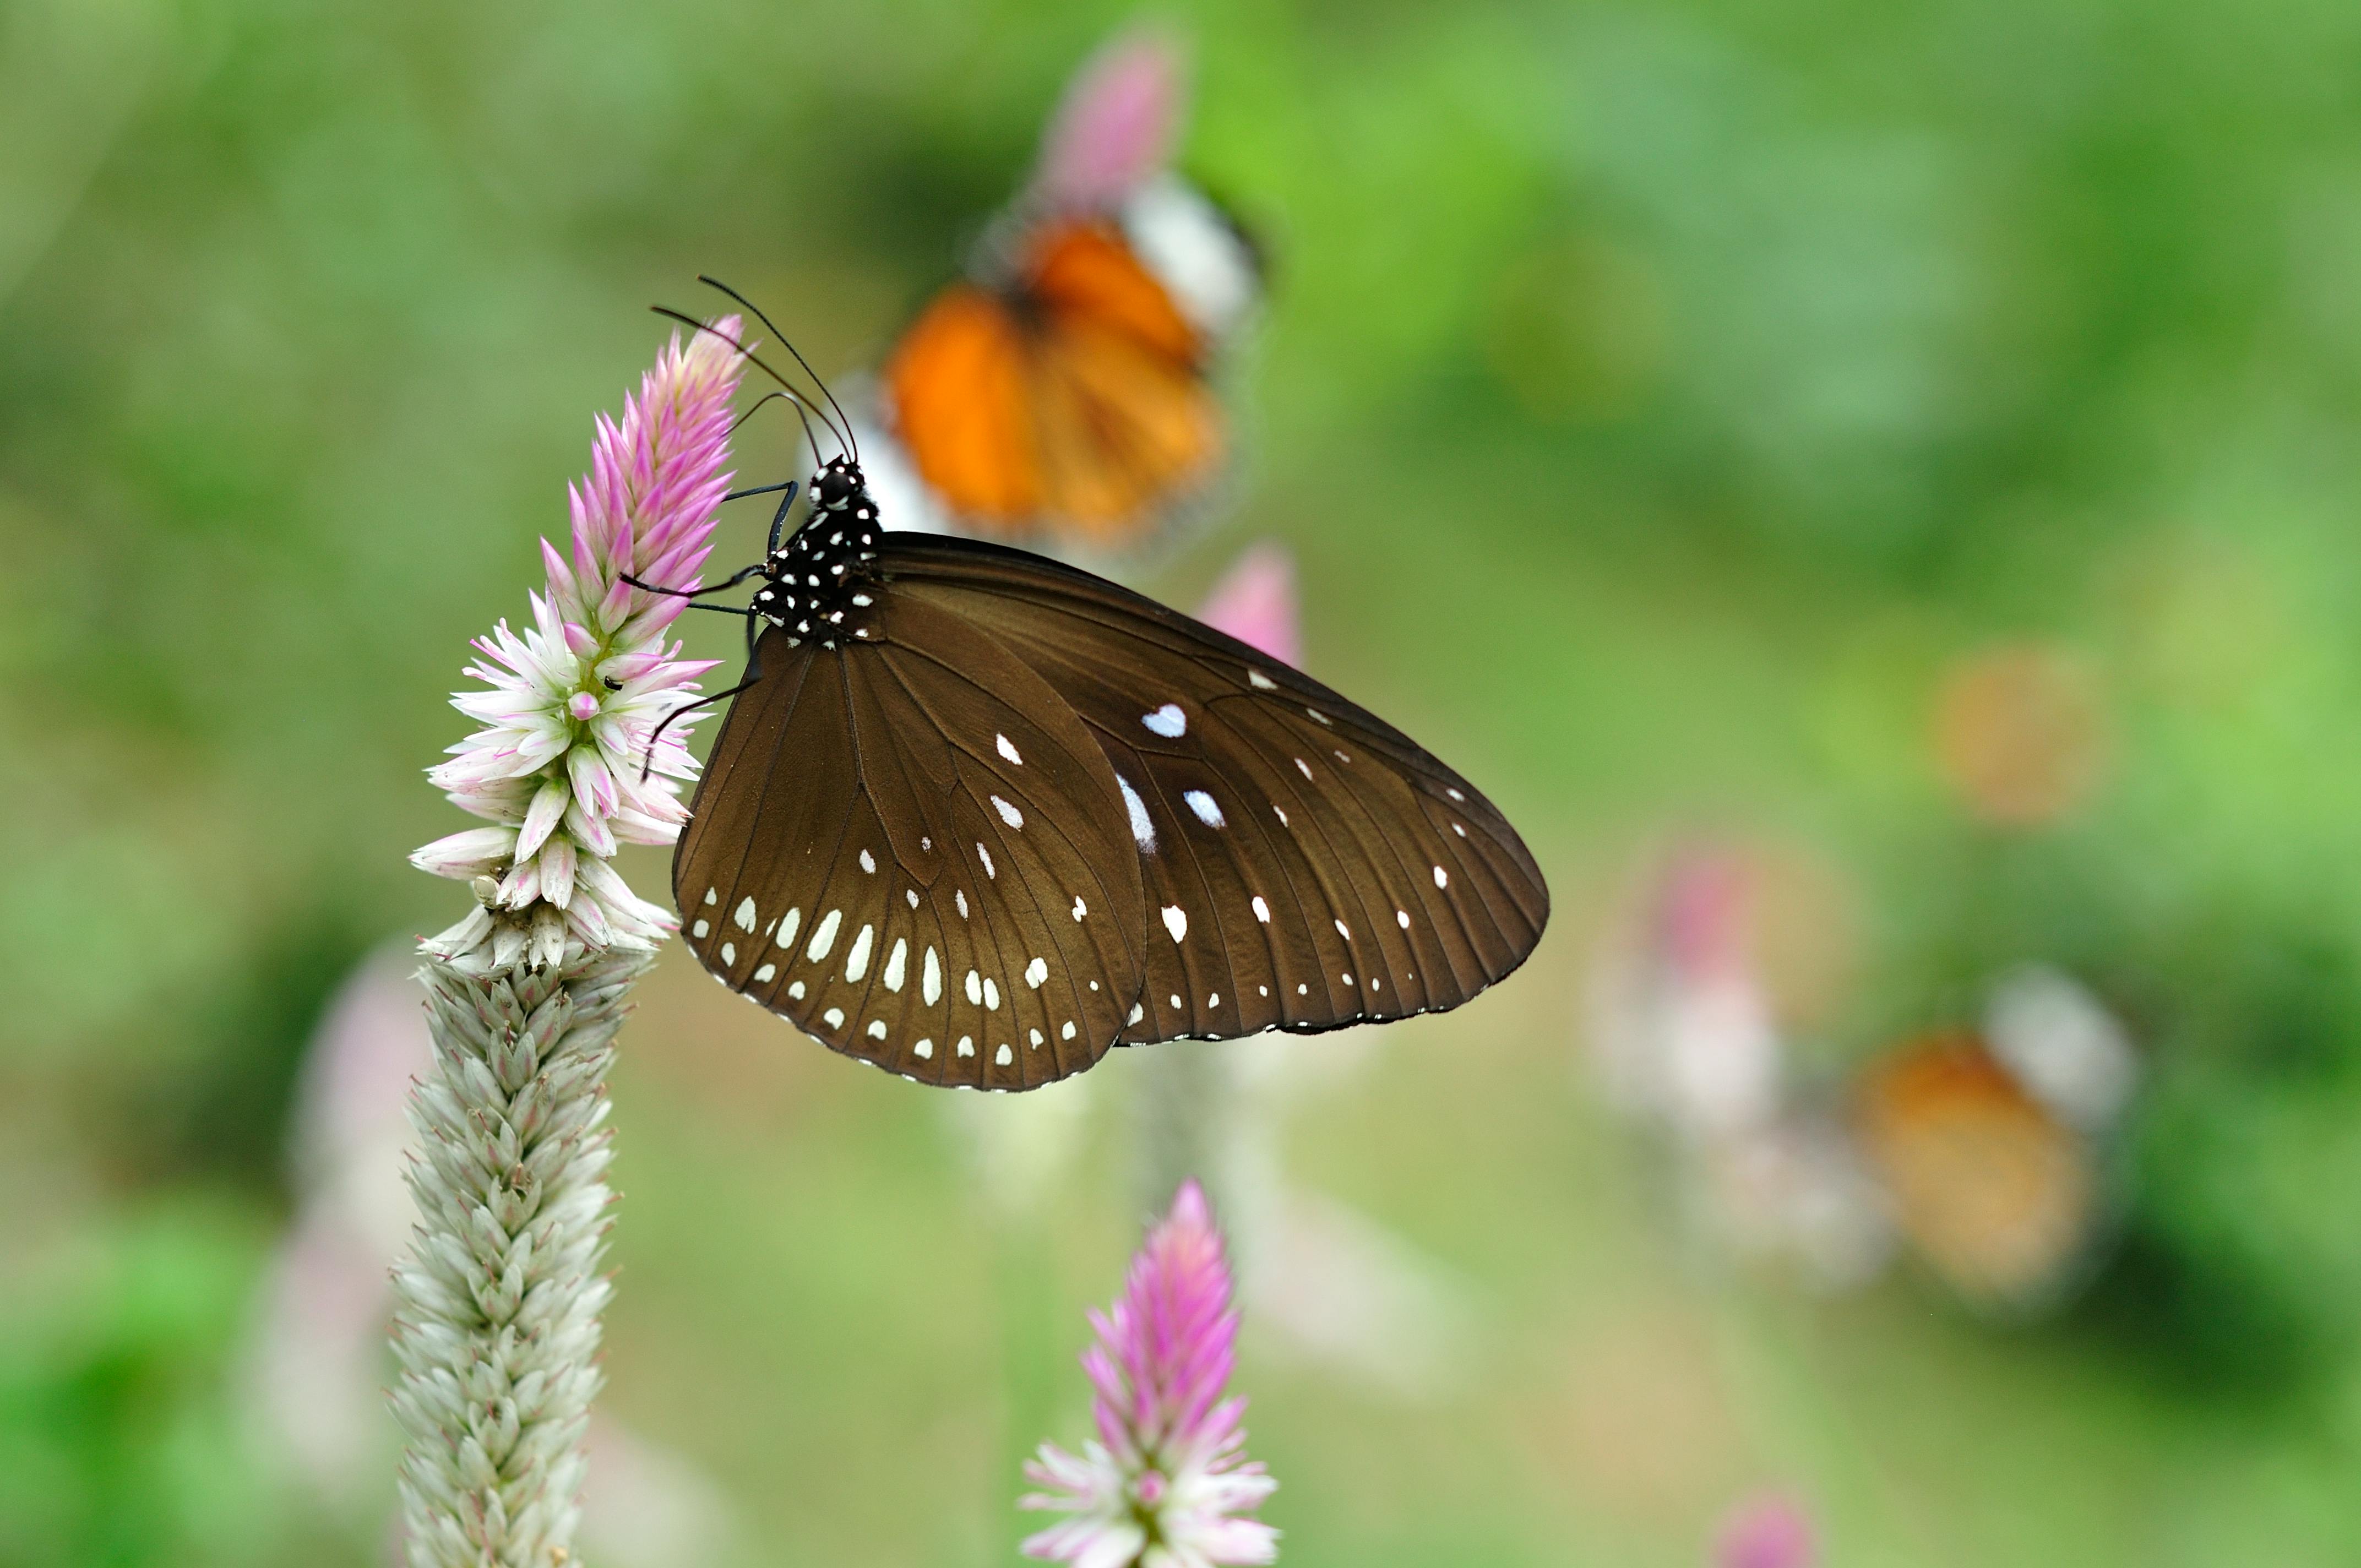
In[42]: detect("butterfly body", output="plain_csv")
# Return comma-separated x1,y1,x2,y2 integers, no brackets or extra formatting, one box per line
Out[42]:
677,459,1548,1090
749,458,886,646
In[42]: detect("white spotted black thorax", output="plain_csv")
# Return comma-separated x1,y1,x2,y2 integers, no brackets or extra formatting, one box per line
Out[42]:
753,457,884,649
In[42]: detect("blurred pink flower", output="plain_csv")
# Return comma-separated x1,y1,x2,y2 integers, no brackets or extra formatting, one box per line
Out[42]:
1588,847,1780,1140
1022,1180,1279,1568
414,322,744,971
1195,542,1300,669
1033,28,1187,210
1716,1492,1817,1568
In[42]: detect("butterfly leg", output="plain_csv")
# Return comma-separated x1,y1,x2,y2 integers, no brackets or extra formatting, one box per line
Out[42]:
764,482,802,554
723,479,797,504
623,562,768,598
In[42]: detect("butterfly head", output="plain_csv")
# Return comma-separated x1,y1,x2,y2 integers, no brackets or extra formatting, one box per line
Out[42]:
810,454,868,511
752,457,883,649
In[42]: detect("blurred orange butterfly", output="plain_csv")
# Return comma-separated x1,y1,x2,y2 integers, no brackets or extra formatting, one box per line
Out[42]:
864,31,1262,552
1855,1027,2107,1313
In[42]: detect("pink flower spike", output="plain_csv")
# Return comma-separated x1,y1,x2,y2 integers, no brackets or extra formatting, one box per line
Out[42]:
1717,1493,1818,1568
1034,28,1188,210
1021,1180,1278,1567
415,318,743,971
1195,542,1301,669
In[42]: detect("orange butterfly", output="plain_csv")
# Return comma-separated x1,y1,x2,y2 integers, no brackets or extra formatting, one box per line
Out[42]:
1855,1028,2103,1312
866,31,1261,551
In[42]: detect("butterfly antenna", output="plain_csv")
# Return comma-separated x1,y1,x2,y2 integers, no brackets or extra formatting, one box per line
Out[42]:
697,276,858,463
727,387,829,474
651,307,851,458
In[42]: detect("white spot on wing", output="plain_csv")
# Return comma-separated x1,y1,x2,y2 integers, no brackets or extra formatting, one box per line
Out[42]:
984,978,1000,1011
883,937,907,992
823,1007,845,1028
1251,896,1271,923
906,889,920,908
995,1043,1013,1066
1029,1028,1043,1047
720,942,735,965
1025,957,1048,988
1117,774,1156,851
703,888,717,906
1397,908,1411,929
692,919,709,938
1163,905,1188,943
992,796,1024,830
1248,669,1277,690
977,843,995,879
1129,1003,1145,1024
1183,789,1225,828
1335,919,1351,940
1274,804,1289,826
1433,865,1449,889
867,1019,888,1039
775,907,802,949
914,1037,934,1059
807,908,842,961
1295,758,1313,780
1306,706,1332,726
997,733,1022,765
844,923,874,982
1072,896,1087,921
1446,787,1465,802
965,969,982,1005
923,946,942,1004
1061,1021,1076,1040
1142,703,1187,737
788,981,806,999
958,1036,975,1057
956,889,969,918
859,848,877,874
754,963,776,983
733,897,757,931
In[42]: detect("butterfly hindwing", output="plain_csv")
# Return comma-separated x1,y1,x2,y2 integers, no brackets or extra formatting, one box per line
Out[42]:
676,618,1147,1088
885,535,1551,1043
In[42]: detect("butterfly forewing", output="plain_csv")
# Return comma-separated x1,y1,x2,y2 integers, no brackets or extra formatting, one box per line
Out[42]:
885,535,1551,1043
676,619,1147,1087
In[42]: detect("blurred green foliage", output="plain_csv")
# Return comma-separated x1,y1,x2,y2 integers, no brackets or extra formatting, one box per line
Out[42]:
8,0,2361,1562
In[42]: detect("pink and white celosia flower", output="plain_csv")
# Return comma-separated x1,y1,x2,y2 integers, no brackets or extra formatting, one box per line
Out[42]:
412,321,744,972
1021,1180,1279,1568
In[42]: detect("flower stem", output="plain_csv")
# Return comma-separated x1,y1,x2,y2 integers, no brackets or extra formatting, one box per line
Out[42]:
388,943,650,1567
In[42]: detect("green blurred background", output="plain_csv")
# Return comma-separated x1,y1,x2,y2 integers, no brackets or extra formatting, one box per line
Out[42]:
9,0,2361,1562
